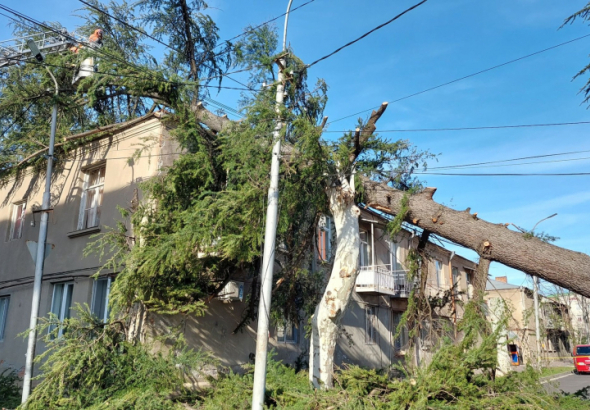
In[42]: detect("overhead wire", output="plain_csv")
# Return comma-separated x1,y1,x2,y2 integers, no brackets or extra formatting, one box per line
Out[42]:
306,0,428,69
416,172,590,176
429,149,590,170
323,120,590,133
76,0,254,92
327,33,590,125
0,4,256,109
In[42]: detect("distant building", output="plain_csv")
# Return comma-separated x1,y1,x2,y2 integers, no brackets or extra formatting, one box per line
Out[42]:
485,277,572,364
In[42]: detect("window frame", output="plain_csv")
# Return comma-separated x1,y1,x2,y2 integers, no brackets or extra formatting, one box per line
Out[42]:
392,311,408,352
9,201,26,240
365,306,377,345
452,267,460,292
360,231,372,268
78,165,105,231
317,216,332,262
435,260,443,288
49,282,74,338
91,277,112,323
277,320,298,344
0,296,9,341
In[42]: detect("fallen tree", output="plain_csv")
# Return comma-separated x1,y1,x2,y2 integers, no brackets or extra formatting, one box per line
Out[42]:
363,178,590,298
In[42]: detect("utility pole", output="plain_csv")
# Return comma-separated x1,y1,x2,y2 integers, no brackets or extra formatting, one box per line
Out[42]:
533,275,542,368
22,40,58,403
251,1,293,408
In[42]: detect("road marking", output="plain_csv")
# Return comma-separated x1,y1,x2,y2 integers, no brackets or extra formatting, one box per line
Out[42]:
541,373,573,384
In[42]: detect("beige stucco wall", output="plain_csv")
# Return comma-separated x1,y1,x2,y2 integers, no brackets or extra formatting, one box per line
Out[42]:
0,115,176,373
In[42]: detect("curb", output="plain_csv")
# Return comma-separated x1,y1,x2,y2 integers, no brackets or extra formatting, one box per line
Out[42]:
540,370,574,384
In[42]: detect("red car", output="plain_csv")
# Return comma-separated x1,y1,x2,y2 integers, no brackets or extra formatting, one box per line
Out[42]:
574,344,590,374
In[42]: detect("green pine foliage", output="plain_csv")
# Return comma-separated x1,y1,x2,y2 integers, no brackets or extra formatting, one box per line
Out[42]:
21,305,213,410
0,368,21,409
192,301,589,410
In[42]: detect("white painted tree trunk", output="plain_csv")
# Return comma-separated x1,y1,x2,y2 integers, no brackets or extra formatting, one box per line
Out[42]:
310,174,361,389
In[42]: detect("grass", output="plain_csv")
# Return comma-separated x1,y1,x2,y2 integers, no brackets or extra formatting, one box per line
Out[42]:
540,366,574,378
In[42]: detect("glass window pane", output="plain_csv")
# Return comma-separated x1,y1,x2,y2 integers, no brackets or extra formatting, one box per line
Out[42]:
63,284,74,321
92,279,108,320
51,284,64,317
0,297,9,341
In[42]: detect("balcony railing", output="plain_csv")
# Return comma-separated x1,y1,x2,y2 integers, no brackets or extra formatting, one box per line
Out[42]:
355,264,413,297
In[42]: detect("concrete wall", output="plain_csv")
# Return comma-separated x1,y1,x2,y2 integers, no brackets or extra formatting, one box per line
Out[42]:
0,115,176,373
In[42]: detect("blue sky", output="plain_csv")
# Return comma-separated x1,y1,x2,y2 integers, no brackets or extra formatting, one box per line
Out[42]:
2,0,589,289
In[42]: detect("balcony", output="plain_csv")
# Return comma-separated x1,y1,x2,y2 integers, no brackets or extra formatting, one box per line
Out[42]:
355,265,413,298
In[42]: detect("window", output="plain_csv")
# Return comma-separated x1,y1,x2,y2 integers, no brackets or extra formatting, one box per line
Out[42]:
78,166,105,230
365,306,377,344
388,240,403,272
435,260,443,288
0,296,9,341
49,282,74,337
360,231,372,267
277,320,298,344
9,202,26,240
317,216,331,261
91,277,113,323
452,267,460,292
465,268,473,286
392,312,408,352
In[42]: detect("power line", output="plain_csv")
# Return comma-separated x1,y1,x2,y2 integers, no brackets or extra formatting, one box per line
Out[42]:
75,0,255,92
0,5,253,94
416,172,590,177
306,0,428,69
328,33,590,125
323,120,590,133
429,149,590,170
1,55,254,92
433,155,590,170
214,0,317,50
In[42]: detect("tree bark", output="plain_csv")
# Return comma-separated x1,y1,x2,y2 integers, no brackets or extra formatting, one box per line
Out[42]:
310,174,361,389
363,179,590,298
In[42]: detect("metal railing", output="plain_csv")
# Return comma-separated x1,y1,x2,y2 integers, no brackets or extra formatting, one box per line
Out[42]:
0,30,74,68
356,264,413,297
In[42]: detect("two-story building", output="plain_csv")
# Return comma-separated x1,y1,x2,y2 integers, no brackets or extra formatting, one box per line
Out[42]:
0,114,479,376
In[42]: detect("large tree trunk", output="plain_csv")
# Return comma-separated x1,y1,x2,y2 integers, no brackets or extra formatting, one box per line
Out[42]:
363,179,590,298
309,174,361,389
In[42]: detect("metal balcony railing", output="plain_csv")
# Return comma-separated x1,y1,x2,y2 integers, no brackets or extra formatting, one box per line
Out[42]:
355,264,413,297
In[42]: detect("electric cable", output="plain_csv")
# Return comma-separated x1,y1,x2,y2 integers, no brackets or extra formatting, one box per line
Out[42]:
429,149,590,170
306,0,428,69
76,0,255,91
323,120,590,133
416,172,590,176
328,33,590,125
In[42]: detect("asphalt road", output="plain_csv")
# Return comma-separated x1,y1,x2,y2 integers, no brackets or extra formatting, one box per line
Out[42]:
543,371,590,395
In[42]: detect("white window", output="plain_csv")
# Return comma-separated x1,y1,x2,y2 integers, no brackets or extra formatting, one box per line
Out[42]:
435,260,443,288
392,312,408,352
0,296,9,341
9,201,26,240
91,277,112,323
388,240,403,272
317,216,331,261
360,231,372,268
277,320,298,344
49,282,74,337
78,166,105,230
365,306,377,344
